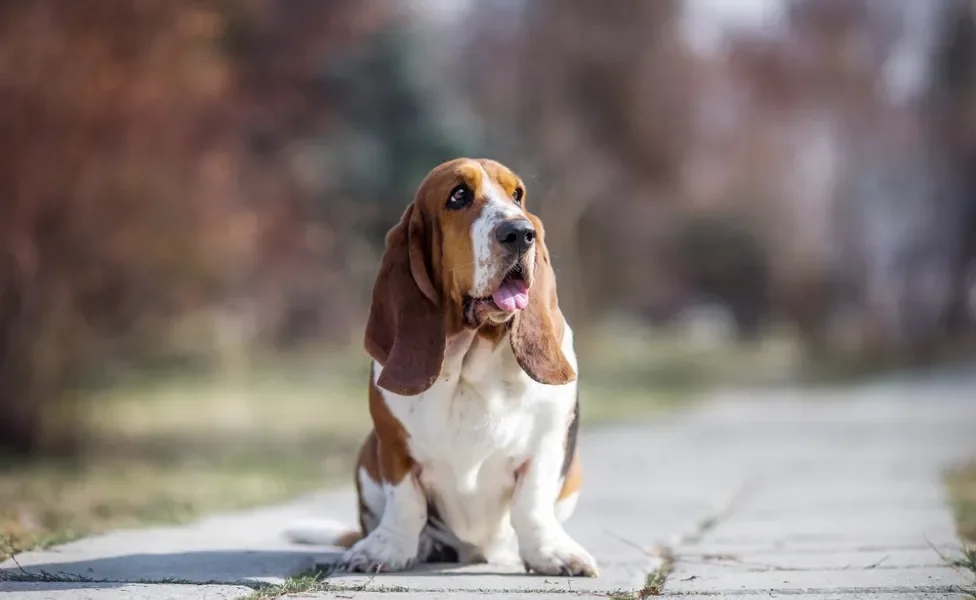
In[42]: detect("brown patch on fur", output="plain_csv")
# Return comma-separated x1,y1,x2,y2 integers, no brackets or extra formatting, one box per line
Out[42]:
364,202,446,396
513,458,532,497
347,371,418,540
357,430,381,484
354,429,381,534
557,450,582,500
509,215,576,385
480,159,525,200
435,160,487,315
476,322,509,346
368,366,416,485
334,530,364,548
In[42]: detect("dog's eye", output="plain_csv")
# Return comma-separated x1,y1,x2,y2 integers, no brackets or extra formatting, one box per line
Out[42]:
513,187,524,206
447,184,472,210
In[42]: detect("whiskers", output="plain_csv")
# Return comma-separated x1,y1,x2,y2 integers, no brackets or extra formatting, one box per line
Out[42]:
444,258,478,278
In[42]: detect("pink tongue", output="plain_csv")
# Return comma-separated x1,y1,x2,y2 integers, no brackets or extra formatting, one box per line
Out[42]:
492,279,529,312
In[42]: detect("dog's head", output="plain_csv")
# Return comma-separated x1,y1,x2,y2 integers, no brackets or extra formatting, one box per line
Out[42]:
364,158,576,396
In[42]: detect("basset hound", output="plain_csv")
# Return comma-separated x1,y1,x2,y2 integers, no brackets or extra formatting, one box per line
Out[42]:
286,158,597,577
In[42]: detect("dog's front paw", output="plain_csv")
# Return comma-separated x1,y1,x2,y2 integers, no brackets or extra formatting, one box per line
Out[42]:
521,533,599,577
338,528,418,573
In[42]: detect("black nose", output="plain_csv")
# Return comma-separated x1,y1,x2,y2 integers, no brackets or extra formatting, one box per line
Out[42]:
495,219,536,252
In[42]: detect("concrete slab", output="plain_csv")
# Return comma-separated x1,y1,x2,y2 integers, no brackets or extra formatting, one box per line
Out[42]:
705,512,958,543
682,539,965,557
1,548,325,586
320,560,654,594
666,564,971,594
0,582,252,600
0,491,356,586
676,547,958,570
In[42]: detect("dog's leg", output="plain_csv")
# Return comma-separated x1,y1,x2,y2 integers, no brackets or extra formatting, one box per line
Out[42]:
510,435,598,577
340,453,427,572
357,465,385,534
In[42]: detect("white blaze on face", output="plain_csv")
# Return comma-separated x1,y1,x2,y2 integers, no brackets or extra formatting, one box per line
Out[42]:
470,167,526,298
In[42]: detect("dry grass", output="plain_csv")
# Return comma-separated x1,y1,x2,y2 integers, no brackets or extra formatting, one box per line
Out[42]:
575,318,801,420
948,459,976,544
948,459,976,545
1,323,793,563
0,348,371,562
946,459,976,596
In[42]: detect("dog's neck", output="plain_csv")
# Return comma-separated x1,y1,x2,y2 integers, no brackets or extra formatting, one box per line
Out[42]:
439,327,527,389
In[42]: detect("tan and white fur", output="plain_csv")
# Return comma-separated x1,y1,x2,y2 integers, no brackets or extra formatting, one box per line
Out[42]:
285,158,596,577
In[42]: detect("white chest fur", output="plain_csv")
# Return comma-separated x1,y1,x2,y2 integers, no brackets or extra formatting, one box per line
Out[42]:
373,325,578,553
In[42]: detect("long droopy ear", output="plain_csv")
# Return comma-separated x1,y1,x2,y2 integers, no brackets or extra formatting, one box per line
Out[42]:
364,203,445,396
510,216,577,386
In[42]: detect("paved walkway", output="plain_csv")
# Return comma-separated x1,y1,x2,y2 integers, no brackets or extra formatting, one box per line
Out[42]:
3,370,976,599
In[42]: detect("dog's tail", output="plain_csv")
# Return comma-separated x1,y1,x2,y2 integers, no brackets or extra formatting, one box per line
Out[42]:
284,518,362,548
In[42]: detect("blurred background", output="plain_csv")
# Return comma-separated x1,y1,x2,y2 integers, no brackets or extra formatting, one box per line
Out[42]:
3,0,976,559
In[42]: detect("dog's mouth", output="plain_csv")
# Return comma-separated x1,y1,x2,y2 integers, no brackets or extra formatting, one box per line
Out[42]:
464,263,530,327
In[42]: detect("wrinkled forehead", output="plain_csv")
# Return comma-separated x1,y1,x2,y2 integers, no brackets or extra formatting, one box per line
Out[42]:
474,160,523,197
416,158,525,210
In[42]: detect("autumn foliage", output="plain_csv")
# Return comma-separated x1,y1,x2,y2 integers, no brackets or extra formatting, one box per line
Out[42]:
0,1,390,454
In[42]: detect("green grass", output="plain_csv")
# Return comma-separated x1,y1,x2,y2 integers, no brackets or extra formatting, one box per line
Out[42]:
1,322,792,564
244,567,335,600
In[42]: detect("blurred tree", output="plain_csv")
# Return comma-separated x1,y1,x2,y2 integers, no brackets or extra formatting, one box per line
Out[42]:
670,214,771,340
926,0,976,335
308,22,482,242
0,0,415,455
0,0,232,455
216,0,393,347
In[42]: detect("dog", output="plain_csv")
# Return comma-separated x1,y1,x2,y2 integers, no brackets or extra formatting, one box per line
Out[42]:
285,158,597,577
